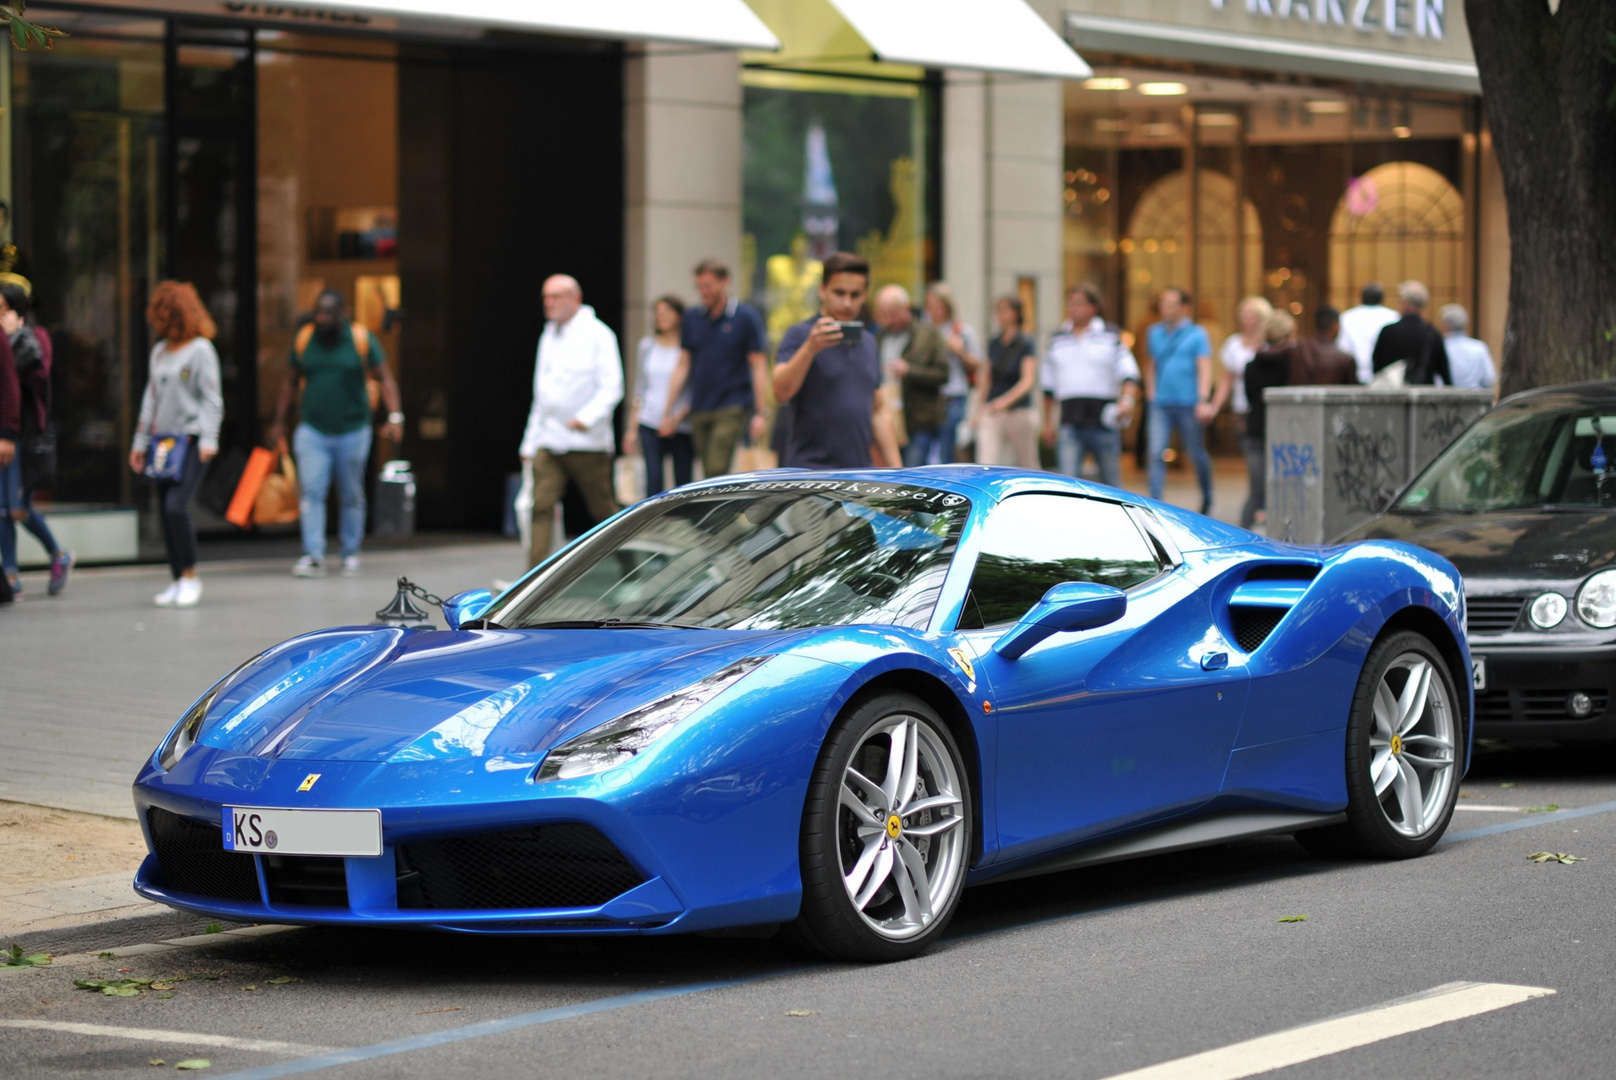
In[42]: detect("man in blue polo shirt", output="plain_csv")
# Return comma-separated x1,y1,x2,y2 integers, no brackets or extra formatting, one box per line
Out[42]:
1144,287,1215,513
658,257,769,478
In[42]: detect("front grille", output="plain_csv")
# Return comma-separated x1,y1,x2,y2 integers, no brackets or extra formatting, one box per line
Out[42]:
1230,606,1286,652
264,855,349,907
1467,597,1525,635
147,807,261,903
1474,689,1609,723
396,823,644,911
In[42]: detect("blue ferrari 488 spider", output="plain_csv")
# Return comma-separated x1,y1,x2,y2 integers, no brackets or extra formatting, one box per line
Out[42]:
134,467,1471,960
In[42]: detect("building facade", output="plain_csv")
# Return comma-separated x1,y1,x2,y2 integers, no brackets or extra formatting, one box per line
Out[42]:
9,0,1501,552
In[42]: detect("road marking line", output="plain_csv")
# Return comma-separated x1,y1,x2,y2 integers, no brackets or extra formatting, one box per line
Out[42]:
1093,981,1553,1080
1453,804,1525,812
0,1019,335,1056
1443,797,1616,843
207,975,804,1080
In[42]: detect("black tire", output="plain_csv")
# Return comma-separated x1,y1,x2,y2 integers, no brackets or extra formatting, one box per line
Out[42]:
1297,630,1462,859
793,691,973,962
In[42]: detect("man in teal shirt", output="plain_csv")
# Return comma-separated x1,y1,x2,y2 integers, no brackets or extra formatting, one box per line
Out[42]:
1144,287,1215,512
270,289,403,577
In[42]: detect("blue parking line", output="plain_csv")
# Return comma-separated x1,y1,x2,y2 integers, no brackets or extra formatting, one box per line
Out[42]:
211,795,1616,1080
1442,797,1616,843
209,976,798,1080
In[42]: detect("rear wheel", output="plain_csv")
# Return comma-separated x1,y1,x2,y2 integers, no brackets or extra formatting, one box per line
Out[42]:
793,692,972,962
1298,630,1461,859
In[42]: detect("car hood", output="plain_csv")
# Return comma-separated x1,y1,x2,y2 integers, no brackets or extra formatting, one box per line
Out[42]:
1343,510,1616,583
192,625,799,764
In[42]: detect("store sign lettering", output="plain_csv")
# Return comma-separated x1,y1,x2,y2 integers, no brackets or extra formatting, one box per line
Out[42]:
1210,0,1444,41
222,2,373,24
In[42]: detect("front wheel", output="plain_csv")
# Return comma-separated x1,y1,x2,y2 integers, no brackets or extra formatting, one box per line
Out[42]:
1299,630,1462,859
793,692,972,962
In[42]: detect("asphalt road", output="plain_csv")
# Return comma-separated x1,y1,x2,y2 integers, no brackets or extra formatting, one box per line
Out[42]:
3,744,1612,1080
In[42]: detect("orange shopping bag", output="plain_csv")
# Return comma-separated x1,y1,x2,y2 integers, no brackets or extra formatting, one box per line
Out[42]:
254,448,301,526
226,446,277,528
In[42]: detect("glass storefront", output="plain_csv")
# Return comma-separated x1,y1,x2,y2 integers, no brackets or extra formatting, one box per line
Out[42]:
740,0,937,344
1064,63,1473,356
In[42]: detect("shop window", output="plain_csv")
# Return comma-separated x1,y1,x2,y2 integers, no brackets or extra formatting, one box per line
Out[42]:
1123,170,1262,346
1328,161,1463,312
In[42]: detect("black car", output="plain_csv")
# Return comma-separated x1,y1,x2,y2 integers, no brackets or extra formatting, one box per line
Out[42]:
1340,381,1616,742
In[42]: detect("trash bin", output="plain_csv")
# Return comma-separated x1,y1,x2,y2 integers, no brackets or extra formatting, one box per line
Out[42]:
1265,387,1493,544
373,459,416,537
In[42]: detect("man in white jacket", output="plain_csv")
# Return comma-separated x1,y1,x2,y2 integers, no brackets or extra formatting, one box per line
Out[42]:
519,274,623,567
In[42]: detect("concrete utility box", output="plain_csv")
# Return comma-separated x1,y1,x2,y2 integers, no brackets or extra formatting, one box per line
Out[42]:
1265,387,1493,544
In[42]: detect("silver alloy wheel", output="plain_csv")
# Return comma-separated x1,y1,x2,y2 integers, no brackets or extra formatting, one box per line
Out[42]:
1369,651,1456,837
836,714,967,941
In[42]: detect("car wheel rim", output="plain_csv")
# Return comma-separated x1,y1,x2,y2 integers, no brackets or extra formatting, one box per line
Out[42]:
1369,652,1456,837
836,714,967,941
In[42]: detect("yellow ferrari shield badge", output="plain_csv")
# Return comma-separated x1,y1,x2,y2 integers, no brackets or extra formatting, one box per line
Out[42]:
947,647,975,682
297,773,322,792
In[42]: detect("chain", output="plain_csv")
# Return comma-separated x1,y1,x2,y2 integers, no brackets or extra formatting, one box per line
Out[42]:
396,577,445,607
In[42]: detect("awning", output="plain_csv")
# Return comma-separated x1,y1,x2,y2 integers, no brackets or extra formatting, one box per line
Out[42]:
113,0,781,52
1065,13,1479,95
826,0,1092,80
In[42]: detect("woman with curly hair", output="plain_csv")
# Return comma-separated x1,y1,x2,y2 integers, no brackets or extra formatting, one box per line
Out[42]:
129,281,223,608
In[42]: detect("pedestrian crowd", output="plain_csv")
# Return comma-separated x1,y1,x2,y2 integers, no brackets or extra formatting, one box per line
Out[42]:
2,242,1496,610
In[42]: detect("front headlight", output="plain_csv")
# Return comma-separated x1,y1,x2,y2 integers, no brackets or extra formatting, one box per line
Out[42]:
157,654,263,771
1577,570,1616,629
535,656,769,782
1529,591,1567,629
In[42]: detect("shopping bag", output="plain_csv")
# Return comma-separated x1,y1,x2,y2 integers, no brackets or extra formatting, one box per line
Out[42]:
614,454,645,505
199,445,248,516
225,446,277,528
254,448,301,526
734,443,778,473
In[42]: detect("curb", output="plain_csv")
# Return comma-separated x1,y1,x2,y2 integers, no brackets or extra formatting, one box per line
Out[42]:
9,908,251,961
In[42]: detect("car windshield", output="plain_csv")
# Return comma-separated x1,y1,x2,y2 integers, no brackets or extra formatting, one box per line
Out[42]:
483,480,971,631
1399,402,1616,513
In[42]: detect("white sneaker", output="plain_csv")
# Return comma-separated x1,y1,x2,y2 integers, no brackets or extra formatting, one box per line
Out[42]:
173,578,203,608
154,581,181,607
341,555,361,577
293,555,326,578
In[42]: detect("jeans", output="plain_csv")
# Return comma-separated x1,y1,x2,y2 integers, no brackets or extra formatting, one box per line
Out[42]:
1057,423,1123,489
904,426,944,468
1148,403,1213,505
639,425,694,496
294,423,372,560
936,394,968,466
0,455,18,576
156,441,205,578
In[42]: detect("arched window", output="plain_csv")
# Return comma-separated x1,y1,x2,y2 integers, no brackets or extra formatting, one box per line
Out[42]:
1124,169,1262,339
1328,162,1464,311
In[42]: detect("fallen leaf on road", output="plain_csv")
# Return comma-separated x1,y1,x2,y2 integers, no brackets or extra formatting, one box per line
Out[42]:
204,924,222,935
1527,851,1585,864
74,978,153,996
99,952,117,960
1500,782,1517,788
1277,915,1309,923
1,944,52,970
155,992,175,1000
785,1009,817,1017
1460,792,1483,799
148,1059,165,1067
150,982,176,991
241,985,258,992
174,1060,211,1071
265,976,300,985
1524,805,1561,813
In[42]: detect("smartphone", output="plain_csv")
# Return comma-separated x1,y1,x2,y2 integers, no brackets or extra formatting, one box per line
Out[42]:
835,320,864,345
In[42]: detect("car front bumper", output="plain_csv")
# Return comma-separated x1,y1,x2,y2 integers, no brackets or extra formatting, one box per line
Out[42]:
1469,641,1616,741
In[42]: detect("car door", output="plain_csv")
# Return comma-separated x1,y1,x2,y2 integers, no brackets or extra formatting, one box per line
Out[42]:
954,494,1249,867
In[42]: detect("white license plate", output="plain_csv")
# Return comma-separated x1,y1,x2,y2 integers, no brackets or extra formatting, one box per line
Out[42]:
1472,656,1487,692
220,807,381,857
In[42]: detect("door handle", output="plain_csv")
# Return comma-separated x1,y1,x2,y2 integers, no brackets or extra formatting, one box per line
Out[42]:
1200,651,1229,671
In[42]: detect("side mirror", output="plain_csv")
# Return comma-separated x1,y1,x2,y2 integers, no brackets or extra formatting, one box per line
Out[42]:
992,581,1126,661
442,588,494,630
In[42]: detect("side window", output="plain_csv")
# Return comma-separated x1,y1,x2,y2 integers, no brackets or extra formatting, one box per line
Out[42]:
959,495,1162,629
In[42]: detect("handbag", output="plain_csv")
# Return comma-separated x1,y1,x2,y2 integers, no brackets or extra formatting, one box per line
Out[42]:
143,433,192,482
20,423,56,490
226,446,277,528
253,446,301,526
198,445,248,516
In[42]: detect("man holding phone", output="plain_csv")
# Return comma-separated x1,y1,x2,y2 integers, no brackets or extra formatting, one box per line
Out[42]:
773,252,901,470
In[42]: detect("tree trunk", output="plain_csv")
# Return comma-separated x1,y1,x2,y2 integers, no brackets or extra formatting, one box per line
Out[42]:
1466,0,1616,396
